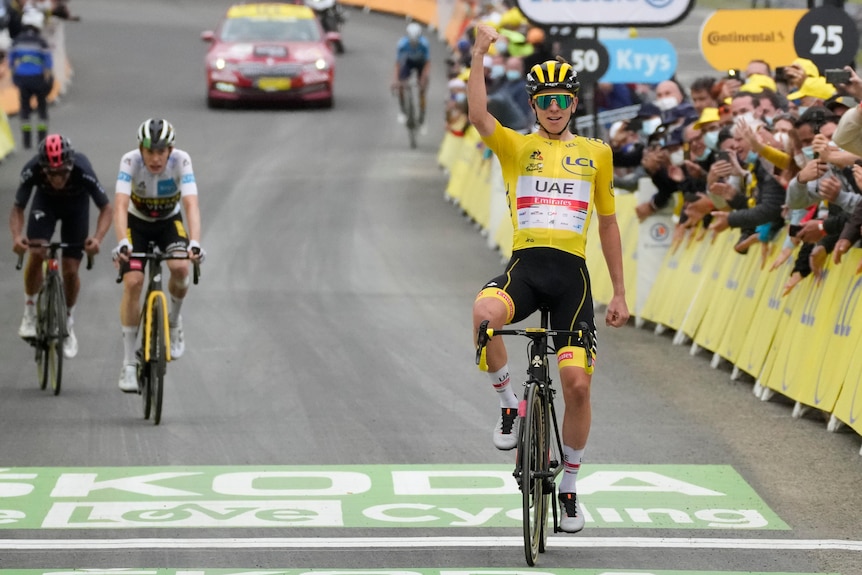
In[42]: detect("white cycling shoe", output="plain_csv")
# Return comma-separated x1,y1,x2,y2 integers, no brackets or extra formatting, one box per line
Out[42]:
169,316,185,359
493,407,519,451
18,313,36,339
118,363,138,393
63,326,78,359
558,492,585,533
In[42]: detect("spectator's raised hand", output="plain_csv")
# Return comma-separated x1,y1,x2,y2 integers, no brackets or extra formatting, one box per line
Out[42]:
811,133,834,162
809,244,829,279
683,193,715,226
841,65,862,101
783,271,804,296
833,238,852,265
771,245,796,271
708,210,730,233
796,219,826,243
816,174,842,202
797,159,829,184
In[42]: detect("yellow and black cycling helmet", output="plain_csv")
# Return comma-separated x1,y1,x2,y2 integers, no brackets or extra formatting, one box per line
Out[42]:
525,58,580,96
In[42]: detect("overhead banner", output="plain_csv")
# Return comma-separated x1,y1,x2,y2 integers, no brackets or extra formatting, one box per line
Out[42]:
517,0,694,27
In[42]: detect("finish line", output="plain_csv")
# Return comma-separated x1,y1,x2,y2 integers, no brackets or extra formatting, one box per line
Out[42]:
1,536,861,551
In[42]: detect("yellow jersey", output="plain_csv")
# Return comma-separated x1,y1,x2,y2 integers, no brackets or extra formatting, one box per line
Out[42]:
482,120,616,259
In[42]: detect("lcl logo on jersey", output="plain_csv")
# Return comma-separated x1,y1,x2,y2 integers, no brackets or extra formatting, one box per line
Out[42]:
562,156,596,175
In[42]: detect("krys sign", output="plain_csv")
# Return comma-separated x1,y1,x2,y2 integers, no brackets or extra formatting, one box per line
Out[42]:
0,464,788,529
601,38,677,83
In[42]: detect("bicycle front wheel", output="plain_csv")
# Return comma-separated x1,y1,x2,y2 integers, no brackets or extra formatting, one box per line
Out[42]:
46,275,66,396
521,382,548,566
405,87,417,149
150,297,167,425
35,291,48,390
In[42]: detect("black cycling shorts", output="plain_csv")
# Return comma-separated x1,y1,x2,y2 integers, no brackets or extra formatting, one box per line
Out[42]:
120,213,188,275
398,60,426,82
476,247,597,354
26,190,90,260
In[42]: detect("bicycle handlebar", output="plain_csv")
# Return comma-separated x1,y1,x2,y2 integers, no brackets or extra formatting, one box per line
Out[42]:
114,248,201,285
15,242,93,271
475,319,595,374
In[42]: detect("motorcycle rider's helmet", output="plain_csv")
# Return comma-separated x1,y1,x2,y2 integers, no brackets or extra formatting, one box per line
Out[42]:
406,22,422,43
137,118,176,150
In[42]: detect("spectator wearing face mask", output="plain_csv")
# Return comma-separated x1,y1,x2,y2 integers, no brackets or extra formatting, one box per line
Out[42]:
635,125,699,221
787,76,836,117
445,77,470,136
653,79,686,112
611,102,662,170
484,52,530,132
500,55,531,123
707,123,786,252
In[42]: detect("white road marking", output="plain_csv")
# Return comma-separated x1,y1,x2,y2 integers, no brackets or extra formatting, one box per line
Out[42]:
1,537,861,551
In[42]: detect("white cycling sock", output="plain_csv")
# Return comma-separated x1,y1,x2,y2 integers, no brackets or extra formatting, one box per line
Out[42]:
66,306,75,327
169,296,184,326
24,293,35,317
122,326,138,365
489,365,519,409
559,446,584,494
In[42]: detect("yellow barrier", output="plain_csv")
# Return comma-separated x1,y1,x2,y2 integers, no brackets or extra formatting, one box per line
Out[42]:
438,131,862,449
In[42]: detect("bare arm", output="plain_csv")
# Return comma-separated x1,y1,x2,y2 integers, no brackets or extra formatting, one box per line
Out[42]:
9,205,27,255
467,24,498,137
182,194,202,243
597,212,630,327
113,194,130,244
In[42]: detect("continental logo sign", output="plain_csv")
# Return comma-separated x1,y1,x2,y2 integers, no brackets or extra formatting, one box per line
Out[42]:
700,9,806,72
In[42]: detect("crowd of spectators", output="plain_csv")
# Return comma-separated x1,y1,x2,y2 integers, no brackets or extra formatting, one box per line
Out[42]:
444,0,862,297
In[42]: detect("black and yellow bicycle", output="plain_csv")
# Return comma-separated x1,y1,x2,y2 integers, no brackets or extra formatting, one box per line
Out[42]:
476,309,594,566
118,242,199,425
16,242,92,395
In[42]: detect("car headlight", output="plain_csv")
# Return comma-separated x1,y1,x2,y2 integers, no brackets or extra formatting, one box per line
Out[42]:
309,58,328,71
212,58,236,72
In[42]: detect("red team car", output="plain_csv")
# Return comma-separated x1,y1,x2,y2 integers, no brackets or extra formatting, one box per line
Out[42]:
202,3,339,108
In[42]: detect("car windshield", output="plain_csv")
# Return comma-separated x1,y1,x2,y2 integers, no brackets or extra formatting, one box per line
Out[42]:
221,17,320,42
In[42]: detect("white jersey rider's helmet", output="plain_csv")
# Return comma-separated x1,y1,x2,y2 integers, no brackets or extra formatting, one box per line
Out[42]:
21,8,45,31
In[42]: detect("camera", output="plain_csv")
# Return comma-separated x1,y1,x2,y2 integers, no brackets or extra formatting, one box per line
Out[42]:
788,224,803,237
774,66,788,83
824,68,851,86
725,68,743,80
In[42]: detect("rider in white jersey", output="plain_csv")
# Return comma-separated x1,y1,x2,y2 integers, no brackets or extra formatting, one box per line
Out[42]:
112,118,205,392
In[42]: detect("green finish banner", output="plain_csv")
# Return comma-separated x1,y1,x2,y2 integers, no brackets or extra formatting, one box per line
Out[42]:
0,465,788,530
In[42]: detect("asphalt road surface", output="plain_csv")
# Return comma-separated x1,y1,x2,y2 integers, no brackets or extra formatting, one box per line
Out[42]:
0,2,860,574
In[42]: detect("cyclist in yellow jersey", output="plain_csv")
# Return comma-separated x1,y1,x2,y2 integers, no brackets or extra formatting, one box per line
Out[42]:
468,24,630,534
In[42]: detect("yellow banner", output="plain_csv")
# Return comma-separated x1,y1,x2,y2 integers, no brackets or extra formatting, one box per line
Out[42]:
700,9,806,72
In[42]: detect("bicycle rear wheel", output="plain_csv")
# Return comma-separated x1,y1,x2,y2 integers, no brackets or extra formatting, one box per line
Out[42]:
521,382,548,566
150,297,167,425
46,275,66,396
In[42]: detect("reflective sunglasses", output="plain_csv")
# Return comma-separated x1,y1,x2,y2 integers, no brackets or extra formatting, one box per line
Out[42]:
533,93,574,110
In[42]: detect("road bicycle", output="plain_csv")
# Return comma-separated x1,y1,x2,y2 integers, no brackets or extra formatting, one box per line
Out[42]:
397,78,421,149
475,309,594,566
118,242,199,425
16,242,91,396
